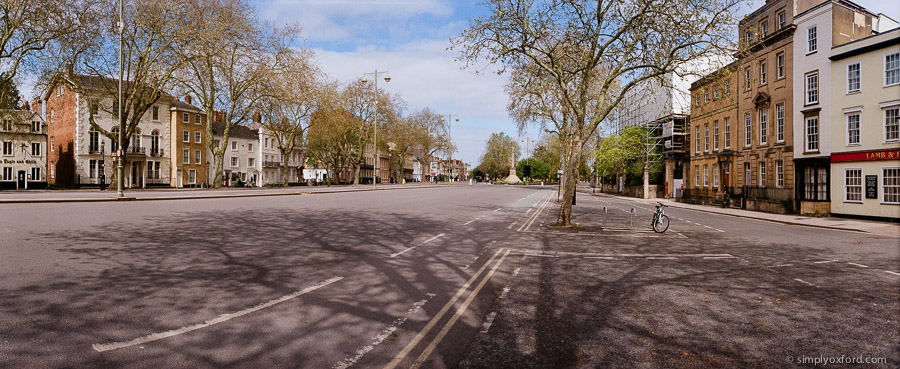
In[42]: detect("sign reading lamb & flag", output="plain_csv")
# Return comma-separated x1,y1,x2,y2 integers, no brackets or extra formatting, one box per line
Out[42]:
831,148,900,162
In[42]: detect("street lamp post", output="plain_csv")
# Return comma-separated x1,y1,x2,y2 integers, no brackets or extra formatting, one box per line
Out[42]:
447,114,458,183
361,69,391,189
115,0,125,198
100,141,105,191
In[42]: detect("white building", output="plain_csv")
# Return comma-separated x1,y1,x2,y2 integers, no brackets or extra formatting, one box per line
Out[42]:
210,121,257,187
45,75,171,188
792,0,878,215
829,27,900,220
255,125,304,186
1,105,47,190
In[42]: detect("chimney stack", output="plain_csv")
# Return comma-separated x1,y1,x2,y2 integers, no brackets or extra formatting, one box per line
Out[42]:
31,100,42,115
184,94,191,105
253,111,261,123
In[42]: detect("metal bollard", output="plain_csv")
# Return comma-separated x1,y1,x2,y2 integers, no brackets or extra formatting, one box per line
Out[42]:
630,208,635,232
603,206,607,229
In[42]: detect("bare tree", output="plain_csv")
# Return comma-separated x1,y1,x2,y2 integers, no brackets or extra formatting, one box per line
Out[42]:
407,107,451,172
454,0,738,226
258,48,321,186
341,79,403,185
175,0,297,188
1,0,92,101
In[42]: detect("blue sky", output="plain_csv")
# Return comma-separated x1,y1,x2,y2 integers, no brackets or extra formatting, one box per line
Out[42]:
253,0,900,166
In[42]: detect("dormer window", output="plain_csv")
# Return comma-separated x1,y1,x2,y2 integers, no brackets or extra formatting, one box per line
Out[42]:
32,121,41,132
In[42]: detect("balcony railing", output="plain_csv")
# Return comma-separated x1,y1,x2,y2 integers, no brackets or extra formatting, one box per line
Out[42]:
130,146,146,155
150,148,164,157
262,160,281,168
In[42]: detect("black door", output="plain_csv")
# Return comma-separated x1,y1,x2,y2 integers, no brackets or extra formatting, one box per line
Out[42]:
17,171,25,189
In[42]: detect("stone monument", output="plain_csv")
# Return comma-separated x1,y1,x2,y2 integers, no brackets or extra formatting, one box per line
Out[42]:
504,151,521,183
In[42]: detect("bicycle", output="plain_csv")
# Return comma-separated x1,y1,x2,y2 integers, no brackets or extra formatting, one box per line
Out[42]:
651,202,670,233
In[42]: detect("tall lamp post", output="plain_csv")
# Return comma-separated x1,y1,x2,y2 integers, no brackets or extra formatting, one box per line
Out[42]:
446,114,458,182
115,0,125,198
361,69,391,189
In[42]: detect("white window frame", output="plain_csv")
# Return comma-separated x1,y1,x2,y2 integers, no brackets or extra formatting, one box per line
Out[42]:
886,52,900,87
759,108,768,145
777,11,786,29
195,150,201,165
714,121,719,151
1,167,11,181
152,106,159,121
776,103,784,142
883,166,900,204
231,141,237,151
182,112,189,123
31,142,41,156
2,141,12,156
713,163,719,188
807,25,817,54
231,157,238,167
31,167,41,182
847,62,861,93
183,149,189,164
846,112,861,146
195,131,201,144
844,168,863,203
182,130,189,143
805,116,819,152
694,165,700,188
759,161,767,188
884,105,900,143
704,124,709,152
724,117,731,149
805,72,819,105
50,137,54,152
189,169,197,184
759,59,767,85
744,112,752,147
703,164,709,187
695,126,700,153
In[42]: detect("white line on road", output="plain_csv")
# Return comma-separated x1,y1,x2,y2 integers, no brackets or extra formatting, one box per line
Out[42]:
411,250,511,369
479,312,497,334
525,208,533,215
703,225,713,229
507,221,517,229
813,260,839,264
767,264,794,268
463,216,484,225
715,229,725,232
493,208,501,212
703,256,736,259
332,294,435,369
647,257,677,260
584,256,615,260
389,234,446,258
92,276,343,352
847,262,869,268
385,249,506,369
794,278,816,286
885,271,900,276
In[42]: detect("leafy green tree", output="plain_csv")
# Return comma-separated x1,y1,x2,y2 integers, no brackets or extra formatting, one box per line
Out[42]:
477,132,520,181
516,157,550,180
0,74,22,109
595,126,648,182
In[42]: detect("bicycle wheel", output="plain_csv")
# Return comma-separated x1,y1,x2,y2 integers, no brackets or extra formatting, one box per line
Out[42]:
652,214,670,233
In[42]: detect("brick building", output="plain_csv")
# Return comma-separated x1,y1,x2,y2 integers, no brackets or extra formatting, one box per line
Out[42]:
169,96,207,187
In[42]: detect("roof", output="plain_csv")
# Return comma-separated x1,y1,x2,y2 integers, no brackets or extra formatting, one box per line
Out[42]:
169,99,204,114
44,73,174,101
0,109,44,123
211,121,258,140
830,27,900,60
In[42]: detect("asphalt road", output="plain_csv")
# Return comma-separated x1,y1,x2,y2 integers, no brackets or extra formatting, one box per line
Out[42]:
0,185,897,368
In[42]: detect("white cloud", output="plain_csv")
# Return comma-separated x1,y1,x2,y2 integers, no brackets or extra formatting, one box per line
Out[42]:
257,0,453,42
312,38,518,165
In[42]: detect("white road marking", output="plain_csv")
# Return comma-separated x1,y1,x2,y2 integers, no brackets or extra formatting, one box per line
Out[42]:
813,260,839,264
703,256,735,259
463,216,484,225
703,225,713,229
584,256,615,260
767,264,794,268
389,234,446,258
385,249,506,369
525,208,533,215
885,271,900,276
507,221,517,229
647,257,677,260
92,276,343,352
794,278,816,286
411,250,511,369
493,208,501,212
847,262,869,268
332,294,435,369
715,229,725,232
512,267,521,277
518,192,553,232
479,312,497,334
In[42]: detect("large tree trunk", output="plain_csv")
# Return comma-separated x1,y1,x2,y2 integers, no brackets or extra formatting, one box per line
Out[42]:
556,135,583,226
281,151,290,187
213,152,225,188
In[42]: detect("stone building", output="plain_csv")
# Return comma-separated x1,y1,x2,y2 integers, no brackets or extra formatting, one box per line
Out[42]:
169,96,208,187
0,102,47,190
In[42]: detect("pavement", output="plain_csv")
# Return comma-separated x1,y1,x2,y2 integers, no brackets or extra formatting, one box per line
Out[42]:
0,182,450,203
582,189,900,237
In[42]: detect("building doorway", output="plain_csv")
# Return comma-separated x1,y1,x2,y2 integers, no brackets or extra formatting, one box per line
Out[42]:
17,170,25,189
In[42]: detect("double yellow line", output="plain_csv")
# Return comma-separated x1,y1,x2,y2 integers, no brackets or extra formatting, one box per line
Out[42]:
385,248,511,369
